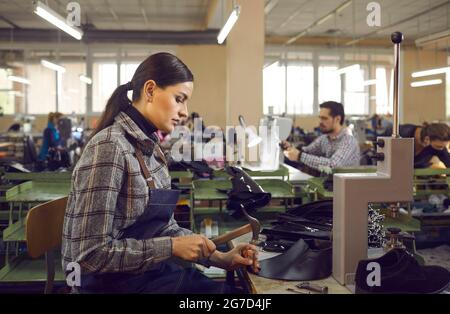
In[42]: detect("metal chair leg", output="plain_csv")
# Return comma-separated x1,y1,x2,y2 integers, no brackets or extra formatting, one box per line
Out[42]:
44,250,55,294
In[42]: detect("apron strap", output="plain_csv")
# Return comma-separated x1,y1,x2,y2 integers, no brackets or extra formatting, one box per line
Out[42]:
125,134,156,189
135,147,156,189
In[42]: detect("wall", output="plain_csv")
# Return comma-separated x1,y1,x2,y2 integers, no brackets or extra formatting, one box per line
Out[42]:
176,45,227,128
402,49,447,124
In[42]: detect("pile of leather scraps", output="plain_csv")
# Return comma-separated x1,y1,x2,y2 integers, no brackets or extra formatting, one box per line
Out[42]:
251,238,332,281
261,200,333,246
261,200,387,250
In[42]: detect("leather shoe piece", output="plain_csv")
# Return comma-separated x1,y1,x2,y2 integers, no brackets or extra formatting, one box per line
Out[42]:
355,248,450,294
225,166,271,212
252,239,332,281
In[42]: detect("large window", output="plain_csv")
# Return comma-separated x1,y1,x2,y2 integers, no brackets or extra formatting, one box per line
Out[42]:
27,63,56,114
264,50,393,117
0,69,14,115
59,62,86,114
263,62,285,115
286,64,314,115
93,63,118,113
344,66,369,115
120,63,139,84
318,65,341,104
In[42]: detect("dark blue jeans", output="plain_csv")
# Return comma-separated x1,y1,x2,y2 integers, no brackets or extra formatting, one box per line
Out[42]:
78,262,244,294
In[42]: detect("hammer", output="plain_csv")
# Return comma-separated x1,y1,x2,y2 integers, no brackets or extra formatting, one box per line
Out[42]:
212,209,261,245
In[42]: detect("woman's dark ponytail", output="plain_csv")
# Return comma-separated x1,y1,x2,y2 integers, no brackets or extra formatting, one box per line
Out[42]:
92,83,132,137
92,52,193,138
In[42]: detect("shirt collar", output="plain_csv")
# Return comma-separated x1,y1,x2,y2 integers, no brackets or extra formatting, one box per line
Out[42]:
115,110,159,154
327,127,348,141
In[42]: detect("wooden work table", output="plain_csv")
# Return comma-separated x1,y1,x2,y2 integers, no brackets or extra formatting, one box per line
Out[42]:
230,233,351,294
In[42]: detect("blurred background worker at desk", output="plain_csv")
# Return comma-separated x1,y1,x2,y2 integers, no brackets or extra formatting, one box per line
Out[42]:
396,122,450,169
62,53,259,294
37,112,70,170
282,101,360,172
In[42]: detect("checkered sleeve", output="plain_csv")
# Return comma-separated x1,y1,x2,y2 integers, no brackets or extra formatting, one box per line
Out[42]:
64,139,173,274
301,136,324,155
300,135,359,170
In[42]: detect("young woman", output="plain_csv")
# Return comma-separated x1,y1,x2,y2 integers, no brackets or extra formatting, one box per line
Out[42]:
62,52,259,294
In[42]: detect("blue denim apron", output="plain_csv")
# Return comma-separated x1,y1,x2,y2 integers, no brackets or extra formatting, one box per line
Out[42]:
78,139,236,294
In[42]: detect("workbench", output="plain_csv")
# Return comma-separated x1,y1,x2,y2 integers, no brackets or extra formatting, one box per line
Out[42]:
230,233,350,294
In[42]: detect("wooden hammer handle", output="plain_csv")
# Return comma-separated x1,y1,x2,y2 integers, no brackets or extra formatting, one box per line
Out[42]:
212,224,252,245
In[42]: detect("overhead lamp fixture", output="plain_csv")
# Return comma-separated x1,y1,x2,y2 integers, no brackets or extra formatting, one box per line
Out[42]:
317,14,334,26
410,79,442,87
264,0,279,15
363,79,377,86
79,75,92,85
8,91,24,97
286,30,307,45
7,75,31,85
411,67,450,78
336,0,352,14
336,64,360,75
34,1,83,40
41,60,66,73
217,4,240,44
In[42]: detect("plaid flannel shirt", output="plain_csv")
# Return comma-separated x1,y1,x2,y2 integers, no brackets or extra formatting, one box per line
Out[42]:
300,128,360,170
62,111,192,275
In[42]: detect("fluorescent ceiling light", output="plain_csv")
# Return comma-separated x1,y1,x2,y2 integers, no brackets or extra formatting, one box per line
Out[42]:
79,75,92,85
363,79,377,86
411,67,450,78
41,60,66,73
7,75,31,85
286,30,307,45
336,64,360,75
317,14,334,26
34,1,83,40
336,0,352,14
8,91,24,97
410,79,442,87
264,0,279,15
217,5,240,44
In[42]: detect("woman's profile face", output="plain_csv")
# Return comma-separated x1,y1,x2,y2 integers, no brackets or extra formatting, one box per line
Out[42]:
145,81,193,133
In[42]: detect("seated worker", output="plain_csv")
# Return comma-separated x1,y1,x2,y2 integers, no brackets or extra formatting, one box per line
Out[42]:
38,112,63,161
37,112,70,170
283,101,360,171
399,122,449,168
62,52,259,294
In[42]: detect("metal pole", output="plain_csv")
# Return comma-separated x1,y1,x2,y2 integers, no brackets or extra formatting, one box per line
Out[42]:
391,32,403,138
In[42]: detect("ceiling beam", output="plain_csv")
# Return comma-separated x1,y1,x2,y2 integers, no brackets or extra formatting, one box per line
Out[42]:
0,28,221,45
202,0,219,30
266,35,416,48
285,0,352,45
345,0,450,46
0,15,21,29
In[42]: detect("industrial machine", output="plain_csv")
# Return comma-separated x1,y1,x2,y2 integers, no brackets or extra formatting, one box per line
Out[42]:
332,32,415,288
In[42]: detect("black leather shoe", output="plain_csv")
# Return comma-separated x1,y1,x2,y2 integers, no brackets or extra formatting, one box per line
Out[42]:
355,248,450,294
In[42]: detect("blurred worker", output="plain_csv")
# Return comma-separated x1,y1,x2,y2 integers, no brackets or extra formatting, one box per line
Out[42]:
282,101,360,171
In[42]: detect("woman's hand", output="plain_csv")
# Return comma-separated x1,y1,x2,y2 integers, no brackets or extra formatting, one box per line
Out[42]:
171,234,216,262
210,243,260,273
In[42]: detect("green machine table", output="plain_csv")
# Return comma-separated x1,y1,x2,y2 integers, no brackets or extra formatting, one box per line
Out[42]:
0,180,70,287
191,178,295,234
